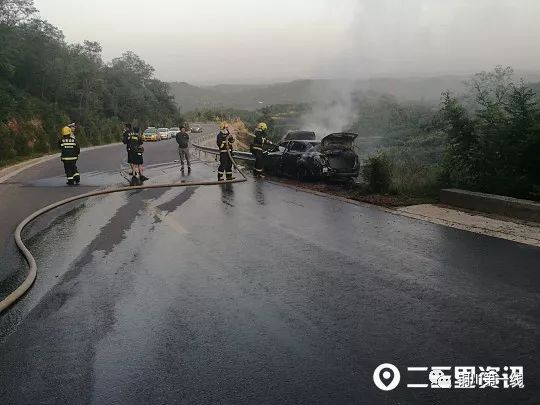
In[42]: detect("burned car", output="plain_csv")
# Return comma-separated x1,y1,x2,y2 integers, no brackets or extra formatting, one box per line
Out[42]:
282,130,316,141
264,133,360,180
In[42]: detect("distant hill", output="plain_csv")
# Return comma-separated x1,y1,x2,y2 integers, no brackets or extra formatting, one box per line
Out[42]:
169,80,319,112
169,73,540,112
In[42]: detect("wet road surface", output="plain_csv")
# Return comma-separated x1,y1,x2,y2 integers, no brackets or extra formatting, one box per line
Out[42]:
0,127,539,404
0,126,214,293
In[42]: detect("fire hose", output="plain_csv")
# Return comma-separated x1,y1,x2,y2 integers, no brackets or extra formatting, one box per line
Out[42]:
0,136,246,314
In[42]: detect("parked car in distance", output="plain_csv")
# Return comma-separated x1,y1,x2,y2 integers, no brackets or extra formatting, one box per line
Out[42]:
190,126,202,133
157,128,170,140
142,128,160,142
265,133,360,181
168,127,180,138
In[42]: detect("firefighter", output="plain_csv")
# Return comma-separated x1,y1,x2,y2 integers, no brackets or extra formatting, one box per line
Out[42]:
216,122,235,181
58,126,80,185
251,122,272,178
126,127,147,185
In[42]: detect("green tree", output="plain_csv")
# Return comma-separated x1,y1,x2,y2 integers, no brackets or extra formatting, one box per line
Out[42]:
0,0,36,25
0,9,182,162
440,67,540,199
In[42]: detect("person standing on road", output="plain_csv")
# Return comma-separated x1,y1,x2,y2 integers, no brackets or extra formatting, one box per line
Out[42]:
216,122,235,181
176,126,191,172
58,125,80,186
127,127,148,184
251,122,272,178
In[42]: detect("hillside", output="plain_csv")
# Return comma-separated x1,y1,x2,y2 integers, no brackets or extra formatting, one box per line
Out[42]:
169,76,471,112
170,72,540,112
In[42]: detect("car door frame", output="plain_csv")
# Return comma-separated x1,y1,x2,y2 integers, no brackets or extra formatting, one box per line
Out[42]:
282,141,306,177
265,141,289,175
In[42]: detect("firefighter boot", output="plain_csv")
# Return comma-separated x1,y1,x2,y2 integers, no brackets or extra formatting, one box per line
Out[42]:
130,175,142,186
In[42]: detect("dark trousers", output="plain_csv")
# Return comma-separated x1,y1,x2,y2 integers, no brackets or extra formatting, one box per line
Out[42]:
178,147,190,167
253,149,264,175
63,160,79,184
218,152,233,179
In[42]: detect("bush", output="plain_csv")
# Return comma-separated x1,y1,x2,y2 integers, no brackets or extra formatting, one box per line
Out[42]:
390,162,442,197
385,147,444,197
362,152,392,193
0,124,16,161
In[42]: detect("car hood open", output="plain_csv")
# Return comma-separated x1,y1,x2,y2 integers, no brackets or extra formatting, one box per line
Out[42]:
321,133,358,150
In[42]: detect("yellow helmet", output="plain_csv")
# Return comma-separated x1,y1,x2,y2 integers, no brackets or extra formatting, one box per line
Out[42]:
220,122,229,130
257,122,268,131
61,126,72,136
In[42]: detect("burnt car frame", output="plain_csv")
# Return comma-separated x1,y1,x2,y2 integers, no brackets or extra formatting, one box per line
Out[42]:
264,133,360,181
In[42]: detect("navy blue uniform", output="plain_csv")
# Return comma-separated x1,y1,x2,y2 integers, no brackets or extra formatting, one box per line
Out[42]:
58,136,80,184
251,129,272,176
216,130,234,180
126,133,143,165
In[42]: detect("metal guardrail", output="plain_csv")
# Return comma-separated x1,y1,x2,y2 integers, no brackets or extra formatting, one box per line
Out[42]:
192,135,254,162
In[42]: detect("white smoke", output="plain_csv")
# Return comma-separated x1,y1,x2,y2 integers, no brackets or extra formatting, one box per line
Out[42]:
299,80,360,139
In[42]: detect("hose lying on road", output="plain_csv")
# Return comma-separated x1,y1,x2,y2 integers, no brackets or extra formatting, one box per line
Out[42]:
0,140,247,314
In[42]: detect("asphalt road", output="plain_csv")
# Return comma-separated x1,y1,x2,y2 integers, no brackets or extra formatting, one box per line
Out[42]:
0,124,539,404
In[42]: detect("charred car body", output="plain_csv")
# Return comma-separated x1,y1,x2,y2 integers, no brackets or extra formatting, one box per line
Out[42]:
264,133,360,180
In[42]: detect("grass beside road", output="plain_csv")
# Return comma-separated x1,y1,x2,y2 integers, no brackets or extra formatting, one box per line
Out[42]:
0,152,53,170
267,176,437,207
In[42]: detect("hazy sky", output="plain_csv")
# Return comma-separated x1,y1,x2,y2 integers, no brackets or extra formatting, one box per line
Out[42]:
34,0,540,84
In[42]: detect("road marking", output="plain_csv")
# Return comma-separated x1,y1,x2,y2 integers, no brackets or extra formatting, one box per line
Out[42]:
146,205,189,235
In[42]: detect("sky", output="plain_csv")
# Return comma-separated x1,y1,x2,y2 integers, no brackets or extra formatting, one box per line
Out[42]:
34,0,540,84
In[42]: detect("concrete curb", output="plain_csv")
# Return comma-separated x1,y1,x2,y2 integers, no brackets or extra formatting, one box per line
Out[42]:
440,188,540,223
0,142,122,184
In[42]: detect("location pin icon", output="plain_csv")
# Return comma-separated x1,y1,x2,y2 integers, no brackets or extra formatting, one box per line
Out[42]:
373,363,401,391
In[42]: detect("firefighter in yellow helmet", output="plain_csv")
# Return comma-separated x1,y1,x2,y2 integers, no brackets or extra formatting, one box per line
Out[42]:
251,122,272,178
216,122,235,181
58,125,80,185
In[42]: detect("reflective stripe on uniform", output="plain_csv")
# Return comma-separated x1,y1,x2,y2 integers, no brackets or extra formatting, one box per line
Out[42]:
61,157,78,161
252,146,262,151
73,172,80,177
255,168,263,172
